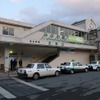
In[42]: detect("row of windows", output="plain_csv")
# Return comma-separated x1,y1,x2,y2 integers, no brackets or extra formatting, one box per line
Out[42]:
2,25,88,40
40,25,87,39
26,64,52,69
37,64,51,69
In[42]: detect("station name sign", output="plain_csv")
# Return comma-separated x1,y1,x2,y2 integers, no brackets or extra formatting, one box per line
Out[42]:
42,33,85,44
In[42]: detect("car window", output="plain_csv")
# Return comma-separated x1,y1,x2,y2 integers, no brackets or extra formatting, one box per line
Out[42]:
45,64,52,68
91,61,97,64
77,62,82,66
26,64,34,68
73,62,77,66
61,62,70,66
37,64,45,69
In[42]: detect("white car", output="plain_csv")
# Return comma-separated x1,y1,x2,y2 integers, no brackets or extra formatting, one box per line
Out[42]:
60,61,88,74
87,61,100,71
17,63,60,80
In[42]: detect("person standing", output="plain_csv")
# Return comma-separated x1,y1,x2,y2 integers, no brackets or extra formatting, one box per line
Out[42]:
10,59,13,71
13,59,17,70
19,59,22,67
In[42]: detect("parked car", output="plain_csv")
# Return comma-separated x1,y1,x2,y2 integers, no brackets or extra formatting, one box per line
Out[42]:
60,61,88,74
17,63,60,80
87,61,100,71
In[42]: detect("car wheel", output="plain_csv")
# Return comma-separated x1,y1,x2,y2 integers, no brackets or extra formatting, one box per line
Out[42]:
96,67,100,71
70,70,74,74
55,71,60,76
84,68,88,72
33,73,39,80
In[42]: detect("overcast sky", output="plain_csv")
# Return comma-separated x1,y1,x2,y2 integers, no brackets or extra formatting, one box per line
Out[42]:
0,0,100,27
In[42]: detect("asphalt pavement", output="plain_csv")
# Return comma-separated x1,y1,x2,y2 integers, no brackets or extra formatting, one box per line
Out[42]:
0,71,100,100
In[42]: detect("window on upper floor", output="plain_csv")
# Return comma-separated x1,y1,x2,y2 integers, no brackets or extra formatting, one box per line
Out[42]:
60,27,65,35
3,26,14,36
40,25,59,34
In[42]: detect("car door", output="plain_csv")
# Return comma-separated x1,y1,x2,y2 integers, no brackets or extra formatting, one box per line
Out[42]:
37,64,47,77
77,62,82,71
73,62,80,71
45,64,54,75
98,62,100,67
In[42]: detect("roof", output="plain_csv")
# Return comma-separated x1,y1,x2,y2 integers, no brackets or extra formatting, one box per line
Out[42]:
21,20,88,38
97,26,100,31
0,17,35,28
72,19,86,25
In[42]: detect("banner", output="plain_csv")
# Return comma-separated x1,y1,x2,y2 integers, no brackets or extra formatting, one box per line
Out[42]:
68,35,85,43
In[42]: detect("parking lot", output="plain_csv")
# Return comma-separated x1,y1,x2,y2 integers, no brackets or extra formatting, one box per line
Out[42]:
0,71,100,100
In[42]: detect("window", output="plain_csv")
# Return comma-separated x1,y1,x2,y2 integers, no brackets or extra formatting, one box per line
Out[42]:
9,28,14,36
65,29,70,36
77,62,82,66
26,64,34,68
45,64,52,68
51,25,55,34
3,26,14,36
3,27,8,35
37,64,45,69
61,62,70,66
91,61,97,64
60,27,65,35
46,25,51,33
73,62,77,66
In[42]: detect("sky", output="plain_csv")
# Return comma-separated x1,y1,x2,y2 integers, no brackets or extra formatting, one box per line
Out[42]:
0,0,100,27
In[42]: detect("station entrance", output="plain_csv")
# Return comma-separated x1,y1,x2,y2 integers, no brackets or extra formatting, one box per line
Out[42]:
0,43,59,71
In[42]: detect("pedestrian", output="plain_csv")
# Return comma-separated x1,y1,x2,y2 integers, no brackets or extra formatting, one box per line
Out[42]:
19,59,22,67
10,59,13,71
13,59,17,70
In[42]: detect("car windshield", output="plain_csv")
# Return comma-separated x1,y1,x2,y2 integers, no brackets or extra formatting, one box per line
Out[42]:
61,62,70,66
26,64,34,68
91,61,97,64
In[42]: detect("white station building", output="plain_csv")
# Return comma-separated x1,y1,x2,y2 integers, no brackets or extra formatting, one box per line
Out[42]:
0,17,97,71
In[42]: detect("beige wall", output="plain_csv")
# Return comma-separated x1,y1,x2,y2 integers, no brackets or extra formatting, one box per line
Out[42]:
25,31,44,40
0,24,2,35
0,48,4,64
0,23,31,37
50,51,90,67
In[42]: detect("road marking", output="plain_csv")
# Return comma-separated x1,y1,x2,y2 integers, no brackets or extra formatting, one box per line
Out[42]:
12,77,49,91
0,86,16,99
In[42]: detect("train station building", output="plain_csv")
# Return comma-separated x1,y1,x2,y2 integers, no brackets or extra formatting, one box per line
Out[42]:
0,17,98,71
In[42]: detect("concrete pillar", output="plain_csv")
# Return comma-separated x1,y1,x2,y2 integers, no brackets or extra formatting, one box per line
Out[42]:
4,48,10,72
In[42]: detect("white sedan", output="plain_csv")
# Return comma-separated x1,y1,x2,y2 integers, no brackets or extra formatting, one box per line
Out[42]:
17,63,60,80
60,61,88,74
